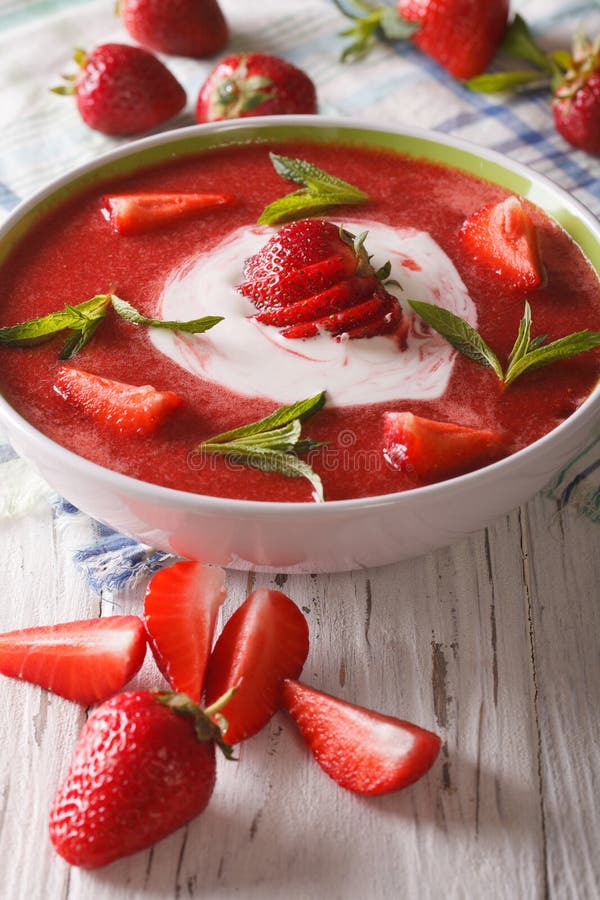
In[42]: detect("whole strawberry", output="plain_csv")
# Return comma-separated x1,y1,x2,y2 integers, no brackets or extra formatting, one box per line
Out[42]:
333,0,508,77
195,53,317,122
53,44,186,136
398,0,509,79
119,0,228,60
49,690,232,868
552,35,600,156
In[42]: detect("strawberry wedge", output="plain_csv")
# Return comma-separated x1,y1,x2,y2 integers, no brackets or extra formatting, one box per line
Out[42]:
102,191,235,235
144,561,226,703
0,616,146,705
459,196,543,291
54,366,182,437
203,588,309,744
384,411,505,484
282,679,441,796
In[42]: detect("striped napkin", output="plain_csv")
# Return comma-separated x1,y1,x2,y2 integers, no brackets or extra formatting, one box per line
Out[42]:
0,0,598,589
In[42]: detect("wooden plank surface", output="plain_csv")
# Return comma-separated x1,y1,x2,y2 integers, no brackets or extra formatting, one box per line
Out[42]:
1,489,598,899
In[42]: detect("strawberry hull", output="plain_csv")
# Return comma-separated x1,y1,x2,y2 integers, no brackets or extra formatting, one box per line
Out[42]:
0,119,598,571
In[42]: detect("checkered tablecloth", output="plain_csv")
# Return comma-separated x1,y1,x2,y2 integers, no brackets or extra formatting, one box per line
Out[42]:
0,0,598,583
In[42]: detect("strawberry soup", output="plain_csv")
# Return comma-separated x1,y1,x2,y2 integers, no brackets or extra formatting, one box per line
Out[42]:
0,139,599,503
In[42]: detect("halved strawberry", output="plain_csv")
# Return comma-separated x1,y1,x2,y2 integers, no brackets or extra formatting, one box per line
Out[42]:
459,196,543,291
239,219,404,342
383,411,505,484
102,192,235,235
0,616,146,705
143,561,226,703
282,679,441,796
54,366,182,437
203,588,309,744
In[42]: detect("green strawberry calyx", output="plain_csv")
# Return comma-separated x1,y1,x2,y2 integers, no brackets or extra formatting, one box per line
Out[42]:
155,688,237,759
210,56,274,117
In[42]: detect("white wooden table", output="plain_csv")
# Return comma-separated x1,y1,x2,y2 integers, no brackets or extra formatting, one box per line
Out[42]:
1,491,599,898
1,0,600,896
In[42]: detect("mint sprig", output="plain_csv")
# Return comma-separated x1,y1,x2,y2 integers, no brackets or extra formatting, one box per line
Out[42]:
408,299,600,387
258,154,368,225
0,294,111,359
111,296,223,334
196,392,327,501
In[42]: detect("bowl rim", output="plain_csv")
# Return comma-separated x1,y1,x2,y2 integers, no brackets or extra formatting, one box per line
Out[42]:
0,113,598,518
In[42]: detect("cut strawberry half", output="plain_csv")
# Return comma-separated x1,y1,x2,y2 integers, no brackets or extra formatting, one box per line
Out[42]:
383,411,505,484
459,196,543,291
282,679,441,796
203,588,309,744
54,366,183,437
102,192,235,235
0,616,146,705
143,561,226,703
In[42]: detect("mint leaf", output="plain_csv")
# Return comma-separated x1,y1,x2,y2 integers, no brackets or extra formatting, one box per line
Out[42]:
259,154,368,225
111,296,223,334
408,300,503,379
409,298,600,388
507,300,532,366
0,294,111,358
197,391,326,501
504,330,600,386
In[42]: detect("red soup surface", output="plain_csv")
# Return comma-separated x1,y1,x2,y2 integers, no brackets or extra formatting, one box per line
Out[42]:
0,140,599,502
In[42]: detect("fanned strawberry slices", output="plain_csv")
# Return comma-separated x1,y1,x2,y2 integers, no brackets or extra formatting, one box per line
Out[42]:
237,219,405,341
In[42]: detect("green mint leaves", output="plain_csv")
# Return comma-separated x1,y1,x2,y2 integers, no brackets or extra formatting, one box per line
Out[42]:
409,299,600,387
0,294,111,360
258,154,368,226
110,296,223,334
0,294,223,360
196,391,327,501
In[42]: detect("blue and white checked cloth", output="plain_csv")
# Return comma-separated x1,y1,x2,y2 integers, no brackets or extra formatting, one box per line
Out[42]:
0,0,598,589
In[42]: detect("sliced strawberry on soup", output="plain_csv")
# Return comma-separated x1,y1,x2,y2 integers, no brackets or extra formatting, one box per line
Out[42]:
459,196,543,291
282,679,441,796
238,219,404,341
54,366,182,437
102,191,235,236
383,411,505,483
0,616,146,705
203,588,309,744
143,561,226,703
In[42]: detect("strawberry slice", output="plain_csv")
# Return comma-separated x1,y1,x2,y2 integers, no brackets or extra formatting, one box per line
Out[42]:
54,366,182,437
255,275,379,327
282,292,393,339
102,191,235,235
459,196,543,291
143,561,226,703
238,255,358,308
203,588,309,744
281,679,441,795
0,616,146,705
383,411,505,484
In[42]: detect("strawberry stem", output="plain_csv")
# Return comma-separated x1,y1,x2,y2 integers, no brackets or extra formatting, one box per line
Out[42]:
155,690,236,759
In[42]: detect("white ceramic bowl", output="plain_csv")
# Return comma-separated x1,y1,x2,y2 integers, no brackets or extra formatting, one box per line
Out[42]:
0,116,599,572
